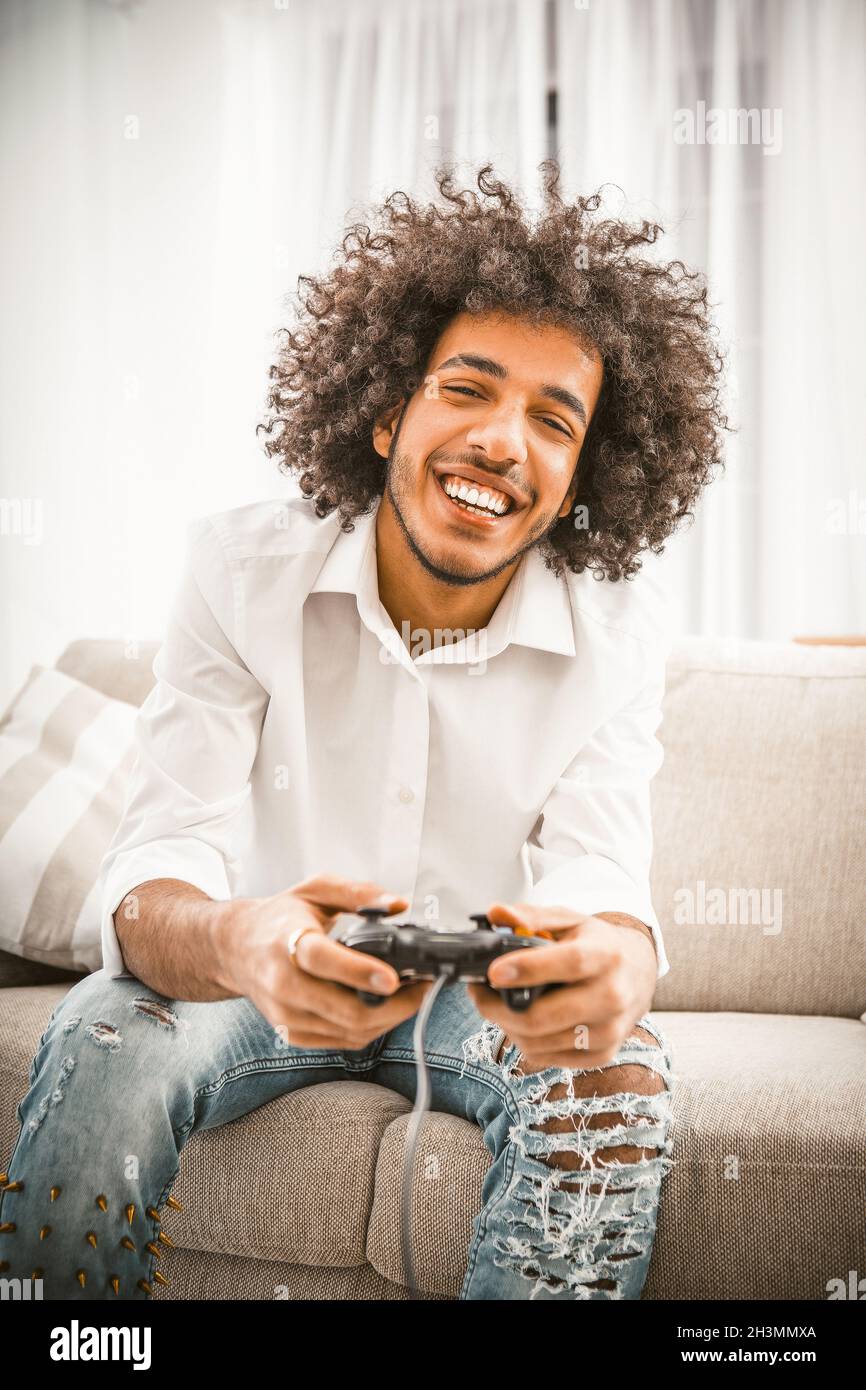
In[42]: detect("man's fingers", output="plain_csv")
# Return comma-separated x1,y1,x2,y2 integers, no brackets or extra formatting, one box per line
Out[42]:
290,874,408,919
286,964,432,1033
486,936,608,990
264,1006,371,1049
486,900,592,937
294,927,402,995
466,979,625,1038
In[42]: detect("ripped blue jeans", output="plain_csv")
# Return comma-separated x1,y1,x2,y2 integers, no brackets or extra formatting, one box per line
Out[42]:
0,969,675,1300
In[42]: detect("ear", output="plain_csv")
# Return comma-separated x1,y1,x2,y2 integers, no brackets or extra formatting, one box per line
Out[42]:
372,399,406,461
557,473,579,520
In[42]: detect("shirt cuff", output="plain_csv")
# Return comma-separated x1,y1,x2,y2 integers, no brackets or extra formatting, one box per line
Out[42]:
98,838,233,979
526,856,670,979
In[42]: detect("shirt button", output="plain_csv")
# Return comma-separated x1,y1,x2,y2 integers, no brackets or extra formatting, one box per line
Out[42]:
398,786,415,804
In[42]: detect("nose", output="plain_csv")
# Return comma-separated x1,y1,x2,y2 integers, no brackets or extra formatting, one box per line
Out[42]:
464,399,529,467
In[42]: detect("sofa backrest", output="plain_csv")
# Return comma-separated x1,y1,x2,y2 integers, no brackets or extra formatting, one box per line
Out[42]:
55,635,866,1019
651,637,865,1018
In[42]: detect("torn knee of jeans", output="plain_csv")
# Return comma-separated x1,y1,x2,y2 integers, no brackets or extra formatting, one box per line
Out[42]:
486,1027,676,1298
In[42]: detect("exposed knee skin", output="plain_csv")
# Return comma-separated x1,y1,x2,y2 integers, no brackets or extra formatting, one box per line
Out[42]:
500,1023,666,1176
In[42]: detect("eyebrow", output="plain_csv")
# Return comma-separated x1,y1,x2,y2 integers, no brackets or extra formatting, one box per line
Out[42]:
434,352,588,429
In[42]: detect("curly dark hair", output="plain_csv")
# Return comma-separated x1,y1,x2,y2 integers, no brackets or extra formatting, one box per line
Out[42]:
257,162,729,581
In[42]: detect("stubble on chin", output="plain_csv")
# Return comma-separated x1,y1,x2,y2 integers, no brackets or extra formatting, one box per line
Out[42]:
384,450,555,588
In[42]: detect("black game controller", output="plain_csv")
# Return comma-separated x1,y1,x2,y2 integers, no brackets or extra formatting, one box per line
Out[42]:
333,909,556,1011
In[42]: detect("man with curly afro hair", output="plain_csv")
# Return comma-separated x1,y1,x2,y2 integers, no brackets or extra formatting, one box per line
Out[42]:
4,165,726,1305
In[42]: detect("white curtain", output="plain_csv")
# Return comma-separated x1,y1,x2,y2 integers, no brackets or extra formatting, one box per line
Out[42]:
554,0,866,641
1,0,863,707
0,0,549,707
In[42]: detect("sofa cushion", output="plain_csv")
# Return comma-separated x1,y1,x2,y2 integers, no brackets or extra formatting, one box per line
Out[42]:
151,1246,449,1300
168,1080,412,1266
366,1109,493,1295
643,1010,866,1300
651,637,866,1017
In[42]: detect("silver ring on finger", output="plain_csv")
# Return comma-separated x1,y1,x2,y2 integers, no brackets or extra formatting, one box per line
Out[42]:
286,923,320,959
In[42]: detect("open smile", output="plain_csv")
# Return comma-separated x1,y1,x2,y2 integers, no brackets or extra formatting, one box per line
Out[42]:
431,470,522,528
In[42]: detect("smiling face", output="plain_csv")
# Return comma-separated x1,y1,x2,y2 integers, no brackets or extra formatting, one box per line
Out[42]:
373,310,604,587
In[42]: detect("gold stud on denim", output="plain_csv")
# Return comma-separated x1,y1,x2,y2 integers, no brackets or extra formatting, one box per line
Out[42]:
165,1196,182,1212
2,1180,23,1193
76,1269,86,1288
120,1236,136,1252
86,1232,98,1249
0,1223,16,1234
137,1279,153,1296
157,1231,175,1248
146,1207,160,1223
153,1271,169,1287
125,1204,135,1226
31,1268,44,1279
145,1241,161,1260
96,1195,108,1212
39,1225,51,1241
109,1276,120,1296
50,1187,61,1202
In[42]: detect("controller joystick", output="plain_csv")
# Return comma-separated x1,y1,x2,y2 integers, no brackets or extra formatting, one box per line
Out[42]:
357,906,390,923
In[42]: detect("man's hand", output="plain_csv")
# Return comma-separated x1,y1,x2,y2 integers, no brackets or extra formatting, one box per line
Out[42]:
466,901,658,1072
219,874,433,1051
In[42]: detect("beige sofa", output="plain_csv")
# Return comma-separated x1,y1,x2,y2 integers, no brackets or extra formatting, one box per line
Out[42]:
1,634,864,1300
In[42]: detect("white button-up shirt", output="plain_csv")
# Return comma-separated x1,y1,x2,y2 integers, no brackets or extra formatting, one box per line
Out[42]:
98,495,672,980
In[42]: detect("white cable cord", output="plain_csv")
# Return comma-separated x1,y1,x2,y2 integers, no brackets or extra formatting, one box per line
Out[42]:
401,971,452,1301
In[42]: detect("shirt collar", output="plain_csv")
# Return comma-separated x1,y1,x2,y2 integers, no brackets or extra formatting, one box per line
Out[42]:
308,497,576,659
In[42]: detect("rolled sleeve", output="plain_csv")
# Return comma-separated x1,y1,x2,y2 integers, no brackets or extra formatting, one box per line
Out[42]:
525,641,671,979
96,517,269,979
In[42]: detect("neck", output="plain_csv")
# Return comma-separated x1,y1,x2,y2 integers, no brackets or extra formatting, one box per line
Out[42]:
375,493,521,645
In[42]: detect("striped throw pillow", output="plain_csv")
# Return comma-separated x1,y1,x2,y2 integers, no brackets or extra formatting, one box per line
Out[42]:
0,665,138,972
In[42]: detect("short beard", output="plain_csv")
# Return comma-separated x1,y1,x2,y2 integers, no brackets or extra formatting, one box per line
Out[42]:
384,442,560,589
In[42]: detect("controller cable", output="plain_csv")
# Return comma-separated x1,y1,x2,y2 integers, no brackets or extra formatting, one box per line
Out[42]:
402,969,453,1301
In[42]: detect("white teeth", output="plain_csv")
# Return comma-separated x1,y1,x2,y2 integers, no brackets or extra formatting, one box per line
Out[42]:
439,473,512,516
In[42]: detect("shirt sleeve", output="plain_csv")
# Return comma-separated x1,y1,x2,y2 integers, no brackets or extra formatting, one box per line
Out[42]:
525,638,671,979
96,516,269,978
